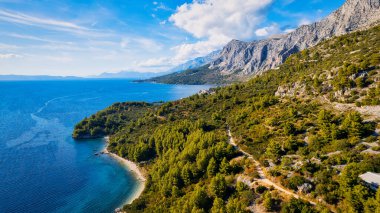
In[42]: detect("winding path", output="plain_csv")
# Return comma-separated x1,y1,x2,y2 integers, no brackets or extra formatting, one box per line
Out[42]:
227,127,317,206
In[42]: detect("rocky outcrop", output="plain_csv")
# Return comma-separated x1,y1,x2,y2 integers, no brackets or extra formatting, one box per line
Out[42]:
209,0,380,78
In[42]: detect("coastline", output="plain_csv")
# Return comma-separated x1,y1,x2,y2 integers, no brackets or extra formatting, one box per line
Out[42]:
102,137,146,208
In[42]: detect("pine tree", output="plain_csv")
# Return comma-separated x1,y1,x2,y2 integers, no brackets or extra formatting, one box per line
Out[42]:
211,198,226,213
209,174,228,198
207,157,217,177
219,157,231,174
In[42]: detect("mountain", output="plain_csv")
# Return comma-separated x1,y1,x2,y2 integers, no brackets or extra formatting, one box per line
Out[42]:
73,24,380,212
0,75,82,81
93,71,167,80
168,50,221,73
210,0,380,77
144,65,225,85
93,51,221,81
150,0,380,84
0,72,164,81
138,50,222,84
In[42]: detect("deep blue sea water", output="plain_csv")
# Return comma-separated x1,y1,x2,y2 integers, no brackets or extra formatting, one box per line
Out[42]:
0,80,210,213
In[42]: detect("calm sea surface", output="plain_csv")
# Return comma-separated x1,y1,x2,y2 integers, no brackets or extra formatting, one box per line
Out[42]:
0,80,210,213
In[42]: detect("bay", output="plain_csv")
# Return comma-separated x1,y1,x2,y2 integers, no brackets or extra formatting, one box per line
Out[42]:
0,79,210,213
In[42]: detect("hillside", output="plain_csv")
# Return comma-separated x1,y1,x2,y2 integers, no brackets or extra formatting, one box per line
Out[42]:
167,50,221,73
73,102,155,139
145,65,225,85
92,71,166,80
149,0,380,85
74,25,380,212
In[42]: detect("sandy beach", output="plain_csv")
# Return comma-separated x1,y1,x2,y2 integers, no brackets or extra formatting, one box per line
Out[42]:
102,137,146,207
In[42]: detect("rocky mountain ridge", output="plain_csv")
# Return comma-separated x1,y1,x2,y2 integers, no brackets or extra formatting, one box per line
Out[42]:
209,0,380,80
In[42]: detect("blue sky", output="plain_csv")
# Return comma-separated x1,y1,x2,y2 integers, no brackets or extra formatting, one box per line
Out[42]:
0,0,345,76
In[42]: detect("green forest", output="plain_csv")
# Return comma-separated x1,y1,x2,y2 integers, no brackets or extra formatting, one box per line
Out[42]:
144,65,227,85
73,102,155,139
74,25,380,212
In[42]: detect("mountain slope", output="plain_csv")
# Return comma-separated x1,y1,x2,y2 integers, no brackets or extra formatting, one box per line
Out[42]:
168,50,221,73
145,51,222,85
74,25,380,212
144,65,224,85
151,0,380,84
93,71,166,79
210,0,380,77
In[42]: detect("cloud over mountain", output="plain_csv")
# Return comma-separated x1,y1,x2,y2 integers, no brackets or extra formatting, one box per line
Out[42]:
169,0,273,61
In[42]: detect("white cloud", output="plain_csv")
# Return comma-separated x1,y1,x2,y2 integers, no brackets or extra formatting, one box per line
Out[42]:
255,24,280,37
171,34,229,62
137,57,173,68
0,43,19,50
0,53,22,59
119,37,164,54
170,0,272,39
6,33,73,45
284,28,295,33
136,38,163,52
0,9,82,29
120,38,129,48
169,0,273,62
153,2,172,11
299,18,312,26
0,9,106,37
44,55,73,62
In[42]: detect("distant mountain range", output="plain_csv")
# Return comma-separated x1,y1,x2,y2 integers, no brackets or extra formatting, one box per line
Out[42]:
148,0,380,84
0,75,83,81
91,71,168,79
89,50,222,80
0,50,222,81
0,72,166,81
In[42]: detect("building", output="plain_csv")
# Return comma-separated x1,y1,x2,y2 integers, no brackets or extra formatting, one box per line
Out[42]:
359,172,380,190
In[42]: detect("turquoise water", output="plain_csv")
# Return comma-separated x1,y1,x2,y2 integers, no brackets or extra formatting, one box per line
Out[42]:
0,80,210,213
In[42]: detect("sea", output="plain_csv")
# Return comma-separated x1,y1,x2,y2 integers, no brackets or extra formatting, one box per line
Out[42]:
0,79,210,213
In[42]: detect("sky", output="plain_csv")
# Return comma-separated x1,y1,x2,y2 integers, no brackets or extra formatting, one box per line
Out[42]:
0,0,345,76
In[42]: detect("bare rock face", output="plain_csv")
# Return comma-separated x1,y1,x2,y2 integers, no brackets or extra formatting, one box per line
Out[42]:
209,0,380,78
